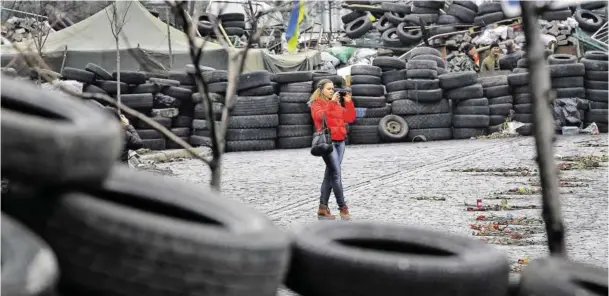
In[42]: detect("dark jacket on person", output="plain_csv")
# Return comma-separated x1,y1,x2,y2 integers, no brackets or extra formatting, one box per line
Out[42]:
499,51,523,71
121,124,143,162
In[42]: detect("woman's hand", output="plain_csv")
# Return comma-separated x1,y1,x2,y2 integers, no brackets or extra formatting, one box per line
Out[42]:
344,93,352,103
119,114,130,127
331,92,341,103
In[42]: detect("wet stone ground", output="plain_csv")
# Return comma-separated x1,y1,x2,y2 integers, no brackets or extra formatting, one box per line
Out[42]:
159,134,608,294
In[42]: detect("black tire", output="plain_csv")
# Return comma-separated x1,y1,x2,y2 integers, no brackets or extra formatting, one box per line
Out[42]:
478,2,502,14
277,136,313,149
232,95,279,116
407,69,438,79
508,72,529,86
352,96,387,108
406,89,443,103
454,105,490,115
547,54,577,65
202,70,228,83
150,77,181,87
392,99,449,115
453,0,478,12
439,71,478,89
285,222,508,296
84,63,112,80
584,50,608,61
489,115,507,126
62,67,96,83
361,105,391,118
372,57,406,70
541,9,572,21
410,54,446,68
131,83,162,94
554,87,585,99
407,127,452,141
382,70,407,85
279,113,312,126
552,76,584,88
141,138,166,150
581,58,609,71
31,166,287,294
351,84,384,97
586,89,608,103
230,114,279,128
226,128,277,141
279,92,310,103
445,84,483,101
277,125,313,137
409,47,442,58
2,78,122,184
121,93,154,109
386,80,408,92
386,90,408,103
219,12,245,21
397,24,423,45
589,101,608,110
351,75,382,85
457,97,489,107
378,114,409,142
585,80,608,90
514,94,532,105
83,84,108,95
281,81,313,93
489,95,513,105
519,257,608,296
162,86,192,100
1,214,59,296
348,125,382,144
452,114,490,128
112,71,147,85
574,9,604,32
407,60,437,70
549,63,585,78
238,85,275,96
586,109,609,123
136,116,172,129
484,85,510,98
404,113,451,129
190,135,212,147
345,15,373,39
352,117,382,126
478,75,508,87
166,136,190,149
453,128,487,139
172,115,193,128
280,102,310,114
405,79,440,90
275,71,313,84
192,92,224,104
96,80,129,95
514,103,532,114
584,70,608,81
446,3,476,23
351,65,382,77
437,14,462,24
224,27,245,36
342,10,365,24
489,104,513,116
238,71,272,91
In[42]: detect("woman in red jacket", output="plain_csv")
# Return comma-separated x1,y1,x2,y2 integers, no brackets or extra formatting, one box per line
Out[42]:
309,79,356,220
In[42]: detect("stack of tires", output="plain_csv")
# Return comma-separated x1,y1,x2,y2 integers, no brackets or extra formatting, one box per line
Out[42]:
408,47,447,75
349,65,385,144
548,54,586,130
410,0,443,24
479,75,513,131
444,0,478,25
507,70,533,136
190,70,228,148
219,13,245,38
440,71,489,139
474,2,506,26
275,71,314,149
221,71,278,152
582,50,609,133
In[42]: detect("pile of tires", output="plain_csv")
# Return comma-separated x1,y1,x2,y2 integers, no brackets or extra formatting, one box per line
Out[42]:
440,71,489,139
190,69,229,148
548,54,586,129
387,48,451,142
348,65,386,144
506,58,533,135
582,50,609,133
72,64,200,151
479,75,513,131
444,0,478,24
474,2,506,26
219,12,245,37
276,71,315,149
220,71,279,152
574,4,606,34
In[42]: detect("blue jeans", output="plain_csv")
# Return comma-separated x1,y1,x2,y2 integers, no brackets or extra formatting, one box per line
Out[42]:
320,141,346,208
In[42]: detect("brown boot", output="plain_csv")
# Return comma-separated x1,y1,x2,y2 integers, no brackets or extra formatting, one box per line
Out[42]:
339,205,351,220
317,204,336,220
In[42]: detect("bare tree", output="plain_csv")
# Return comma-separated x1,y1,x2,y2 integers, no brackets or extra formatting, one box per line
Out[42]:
105,0,132,114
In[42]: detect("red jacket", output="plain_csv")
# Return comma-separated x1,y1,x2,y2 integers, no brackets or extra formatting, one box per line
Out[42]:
310,98,356,141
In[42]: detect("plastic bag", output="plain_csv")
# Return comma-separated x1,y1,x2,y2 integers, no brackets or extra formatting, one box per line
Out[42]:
154,93,180,108
326,47,356,64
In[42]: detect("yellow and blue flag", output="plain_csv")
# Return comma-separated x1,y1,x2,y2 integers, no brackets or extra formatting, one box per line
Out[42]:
286,0,305,52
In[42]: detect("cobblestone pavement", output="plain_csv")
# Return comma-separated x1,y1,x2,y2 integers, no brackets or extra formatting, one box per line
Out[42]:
159,134,608,293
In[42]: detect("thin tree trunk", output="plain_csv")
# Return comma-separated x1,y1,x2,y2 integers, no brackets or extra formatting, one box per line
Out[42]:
210,157,222,190
520,1,566,257
116,37,121,114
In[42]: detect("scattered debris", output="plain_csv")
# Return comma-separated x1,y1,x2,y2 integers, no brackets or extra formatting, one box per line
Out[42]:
466,204,539,211
505,186,542,195
475,214,545,225
449,167,537,177
410,196,446,201
1,16,55,43
528,178,589,188
478,236,544,246
510,258,530,273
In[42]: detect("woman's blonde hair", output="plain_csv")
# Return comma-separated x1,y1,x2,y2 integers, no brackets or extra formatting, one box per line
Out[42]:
308,79,333,105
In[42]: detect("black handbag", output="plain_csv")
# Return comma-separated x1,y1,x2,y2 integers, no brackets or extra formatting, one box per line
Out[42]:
310,115,333,157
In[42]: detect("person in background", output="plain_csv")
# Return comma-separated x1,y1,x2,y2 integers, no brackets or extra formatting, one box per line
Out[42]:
499,40,523,71
105,107,143,163
481,42,502,72
308,79,356,220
